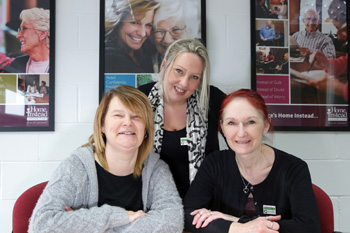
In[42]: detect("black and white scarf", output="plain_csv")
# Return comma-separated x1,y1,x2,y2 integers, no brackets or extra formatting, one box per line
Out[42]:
148,82,208,182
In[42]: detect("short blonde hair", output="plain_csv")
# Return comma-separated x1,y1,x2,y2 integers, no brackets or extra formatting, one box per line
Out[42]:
20,8,50,48
83,85,154,177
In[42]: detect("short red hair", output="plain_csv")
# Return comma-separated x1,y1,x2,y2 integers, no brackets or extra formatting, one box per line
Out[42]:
219,89,273,132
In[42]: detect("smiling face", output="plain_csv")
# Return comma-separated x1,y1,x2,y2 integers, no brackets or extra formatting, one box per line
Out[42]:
303,10,319,32
16,21,40,55
118,8,154,51
154,17,186,55
163,52,203,105
102,96,146,154
220,97,269,156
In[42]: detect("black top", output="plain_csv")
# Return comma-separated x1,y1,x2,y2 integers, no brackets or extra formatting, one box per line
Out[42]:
162,127,189,198
1,55,29,73
184,147,321,233
104,39,154,73
139,82,226,156
95,161,143,211
138,82,226,198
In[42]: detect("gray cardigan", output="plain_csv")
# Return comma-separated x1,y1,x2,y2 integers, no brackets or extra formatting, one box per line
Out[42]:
28,146,184,232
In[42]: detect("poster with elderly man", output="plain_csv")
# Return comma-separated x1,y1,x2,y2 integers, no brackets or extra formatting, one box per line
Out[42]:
0,0,55,131
253,0,349,131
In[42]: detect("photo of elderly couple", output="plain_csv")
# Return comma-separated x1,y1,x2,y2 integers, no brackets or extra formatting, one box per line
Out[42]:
103,0,202,74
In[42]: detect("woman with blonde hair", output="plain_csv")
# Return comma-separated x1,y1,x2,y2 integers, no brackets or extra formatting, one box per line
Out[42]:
104,0,159,73
139,39,226,199
29,85,183,232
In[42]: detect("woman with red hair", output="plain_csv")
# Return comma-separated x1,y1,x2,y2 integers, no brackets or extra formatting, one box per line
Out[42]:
184,89,320,233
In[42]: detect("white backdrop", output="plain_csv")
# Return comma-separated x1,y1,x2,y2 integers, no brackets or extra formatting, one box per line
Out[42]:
0,0,349,232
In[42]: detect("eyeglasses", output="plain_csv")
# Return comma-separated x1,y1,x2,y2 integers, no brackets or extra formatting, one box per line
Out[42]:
303,17,318,23
154,26,186,39
17,27,35,33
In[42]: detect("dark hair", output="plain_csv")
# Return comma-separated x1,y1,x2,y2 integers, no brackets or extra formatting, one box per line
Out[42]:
41,81,46,86
219,89,273,132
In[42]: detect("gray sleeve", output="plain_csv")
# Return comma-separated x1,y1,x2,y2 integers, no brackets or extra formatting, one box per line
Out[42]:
28,156,130,233
115,160,184,233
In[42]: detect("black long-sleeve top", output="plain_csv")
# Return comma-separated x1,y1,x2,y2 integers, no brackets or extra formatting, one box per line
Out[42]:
184,147,321,233
139,82,226,198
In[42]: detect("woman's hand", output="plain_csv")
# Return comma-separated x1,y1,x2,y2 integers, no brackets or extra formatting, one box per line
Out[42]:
229,215,281,233
190,208,238,228
127,210,147,223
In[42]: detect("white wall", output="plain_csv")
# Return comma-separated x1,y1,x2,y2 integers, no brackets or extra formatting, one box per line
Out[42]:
1,0,349,232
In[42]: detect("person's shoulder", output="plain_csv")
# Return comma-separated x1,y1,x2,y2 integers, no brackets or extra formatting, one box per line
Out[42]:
143,151,162,171
209,85,225,95
67,146,95,166
319,31,333,42
138,82,156,95
209,85,226,106
273,146,307,166
204,149,234,165
292,30,304,37
105,47,127,59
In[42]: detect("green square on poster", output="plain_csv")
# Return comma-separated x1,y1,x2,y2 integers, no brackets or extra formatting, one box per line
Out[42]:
0,74,17,104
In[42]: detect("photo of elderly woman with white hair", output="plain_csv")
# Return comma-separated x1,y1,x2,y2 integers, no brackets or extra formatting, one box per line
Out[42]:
2,7,50,73
151,0,200,72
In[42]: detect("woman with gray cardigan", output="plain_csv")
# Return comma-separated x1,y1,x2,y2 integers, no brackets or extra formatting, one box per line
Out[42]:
28,85,183,232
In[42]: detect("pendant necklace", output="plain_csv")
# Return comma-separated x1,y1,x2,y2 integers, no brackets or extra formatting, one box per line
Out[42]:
240,173,250,194
235,155,251,194
235,147,265,194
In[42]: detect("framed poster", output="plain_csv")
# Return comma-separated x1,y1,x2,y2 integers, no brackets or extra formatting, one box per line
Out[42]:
99,0,206,100
0,0,55,132
251,0,349,131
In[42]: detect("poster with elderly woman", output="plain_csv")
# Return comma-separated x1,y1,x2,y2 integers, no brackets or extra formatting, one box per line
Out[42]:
100,0,205,96
0,0,55,131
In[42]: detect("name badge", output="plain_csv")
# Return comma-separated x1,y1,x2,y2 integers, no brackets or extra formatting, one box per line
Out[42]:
180,137,188,146
263,205,276,215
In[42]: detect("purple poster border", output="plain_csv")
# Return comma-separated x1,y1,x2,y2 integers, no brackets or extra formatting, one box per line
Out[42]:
250,0,349,131
0,0,55,132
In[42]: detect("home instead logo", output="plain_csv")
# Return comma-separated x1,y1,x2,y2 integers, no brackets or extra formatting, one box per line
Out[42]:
26,106,48,121
326,107,347,122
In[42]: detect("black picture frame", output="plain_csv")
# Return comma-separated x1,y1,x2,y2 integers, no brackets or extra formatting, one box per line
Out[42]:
251,0,349,131
0,0,55,132
99,0,206,101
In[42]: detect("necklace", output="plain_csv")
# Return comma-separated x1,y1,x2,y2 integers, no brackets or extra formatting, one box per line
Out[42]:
235,147,265,194
240,173,250,194
235,155,251,194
